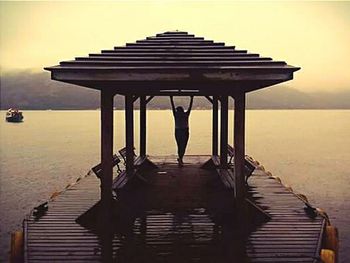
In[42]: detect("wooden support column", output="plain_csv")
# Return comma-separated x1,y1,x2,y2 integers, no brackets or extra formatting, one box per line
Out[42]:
234,92,246,201
220,96,228,168
140,96,146,157
125,95,134,176
100,89,114,262
212,96,219,156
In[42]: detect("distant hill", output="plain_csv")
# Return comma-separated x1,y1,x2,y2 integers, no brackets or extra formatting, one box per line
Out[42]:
1,71,349,110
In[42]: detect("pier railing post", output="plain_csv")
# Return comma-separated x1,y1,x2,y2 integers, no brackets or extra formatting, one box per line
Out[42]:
212,96,219,156
220,96,229,168
234,92,246,202
125,95,134,176
100,89,114,262
140,95,146,157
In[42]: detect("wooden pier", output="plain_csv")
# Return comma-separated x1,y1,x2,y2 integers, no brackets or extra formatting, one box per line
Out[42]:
23,156,326,263
44,31,301,232
25,30,336,263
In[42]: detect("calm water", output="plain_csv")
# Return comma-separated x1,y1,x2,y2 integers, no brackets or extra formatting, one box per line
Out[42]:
0,110,349,262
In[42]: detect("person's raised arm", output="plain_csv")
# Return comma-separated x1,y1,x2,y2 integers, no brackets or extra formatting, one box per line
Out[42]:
187,96,194,114
170,96,176,115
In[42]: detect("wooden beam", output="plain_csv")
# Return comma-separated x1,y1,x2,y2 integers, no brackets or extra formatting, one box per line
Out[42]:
140,96,147,157
234,92,246,201
212,96,218,156
111,46,237,51
205,96,213,104
132,95,139,103
77,56,271,61
99,89,114,262
52,78,289,96
125,95,134,176
156,33,195,37
220,96,228,168
146,36,204,40
148,36,202,40
102,48,243,53
61,60,286,67
136,41,217,45
88,52,261,57
50,68,297,84
145,96,154,104
127,42,225,47
157,91,200,96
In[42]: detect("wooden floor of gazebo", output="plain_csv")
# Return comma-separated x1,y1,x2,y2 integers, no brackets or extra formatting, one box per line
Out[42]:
23,156,325,263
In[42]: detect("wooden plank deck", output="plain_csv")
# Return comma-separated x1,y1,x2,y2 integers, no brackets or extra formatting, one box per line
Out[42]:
24,156,325,263
246,169,325,263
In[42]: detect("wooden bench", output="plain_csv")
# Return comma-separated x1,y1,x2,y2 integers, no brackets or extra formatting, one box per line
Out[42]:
211,155,221,167
227,144,235,163
118,146,137,165
216,168,235,189
112,170,129,190
118,146,156,169
91,154,122,178
134,155,147,167
227,144,256,184
113,147,155,190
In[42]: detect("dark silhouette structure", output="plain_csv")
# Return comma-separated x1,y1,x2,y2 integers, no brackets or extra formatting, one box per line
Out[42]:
44,31,301,262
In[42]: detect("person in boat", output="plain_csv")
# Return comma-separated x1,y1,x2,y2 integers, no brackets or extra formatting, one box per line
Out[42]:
170,96,194,166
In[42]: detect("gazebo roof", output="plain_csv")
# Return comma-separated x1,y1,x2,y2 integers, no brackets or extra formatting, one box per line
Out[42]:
45,31,300,95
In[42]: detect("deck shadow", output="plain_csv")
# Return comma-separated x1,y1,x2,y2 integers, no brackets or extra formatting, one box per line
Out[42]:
77,163,266,262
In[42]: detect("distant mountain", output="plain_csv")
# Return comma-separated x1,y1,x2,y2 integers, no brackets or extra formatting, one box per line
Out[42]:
1,71,349,110
1,71,100,110
247,87,350,109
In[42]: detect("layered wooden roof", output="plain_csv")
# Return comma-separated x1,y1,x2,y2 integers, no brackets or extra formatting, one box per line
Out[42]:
45,31,300,95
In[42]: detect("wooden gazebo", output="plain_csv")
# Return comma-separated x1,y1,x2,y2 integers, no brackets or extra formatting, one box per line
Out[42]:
45,31,300,261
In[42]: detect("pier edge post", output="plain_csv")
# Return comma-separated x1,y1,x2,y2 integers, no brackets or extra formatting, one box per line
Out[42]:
140,95,147,157
100,89,114,262
212,96,219,156
125,95,135,176
220,95,228,168
234,92,246,202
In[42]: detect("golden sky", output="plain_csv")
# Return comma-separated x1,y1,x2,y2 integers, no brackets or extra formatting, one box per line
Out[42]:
0,1,349,92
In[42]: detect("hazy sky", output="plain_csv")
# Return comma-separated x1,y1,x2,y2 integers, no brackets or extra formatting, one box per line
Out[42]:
1,1,349,92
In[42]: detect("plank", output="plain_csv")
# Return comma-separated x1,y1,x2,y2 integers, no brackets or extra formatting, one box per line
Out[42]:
24,156,325,263
77,56,271,61
61,60,285,67
102,48,243,53
88,52,260,57
126,42,225,46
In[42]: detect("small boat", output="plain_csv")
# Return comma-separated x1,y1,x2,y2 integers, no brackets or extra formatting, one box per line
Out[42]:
6,108,24,122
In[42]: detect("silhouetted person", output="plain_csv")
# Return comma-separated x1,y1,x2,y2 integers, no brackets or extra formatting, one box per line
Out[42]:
170,96,194,166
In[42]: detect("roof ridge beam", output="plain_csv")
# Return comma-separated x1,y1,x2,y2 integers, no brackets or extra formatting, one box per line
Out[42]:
157,32,192,36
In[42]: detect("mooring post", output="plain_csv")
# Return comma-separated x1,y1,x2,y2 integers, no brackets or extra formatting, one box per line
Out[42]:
234,92,246,202
100,89,114,262
125,95,134,176
212,96,219,156
220,96,229,168
140,95,147,157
